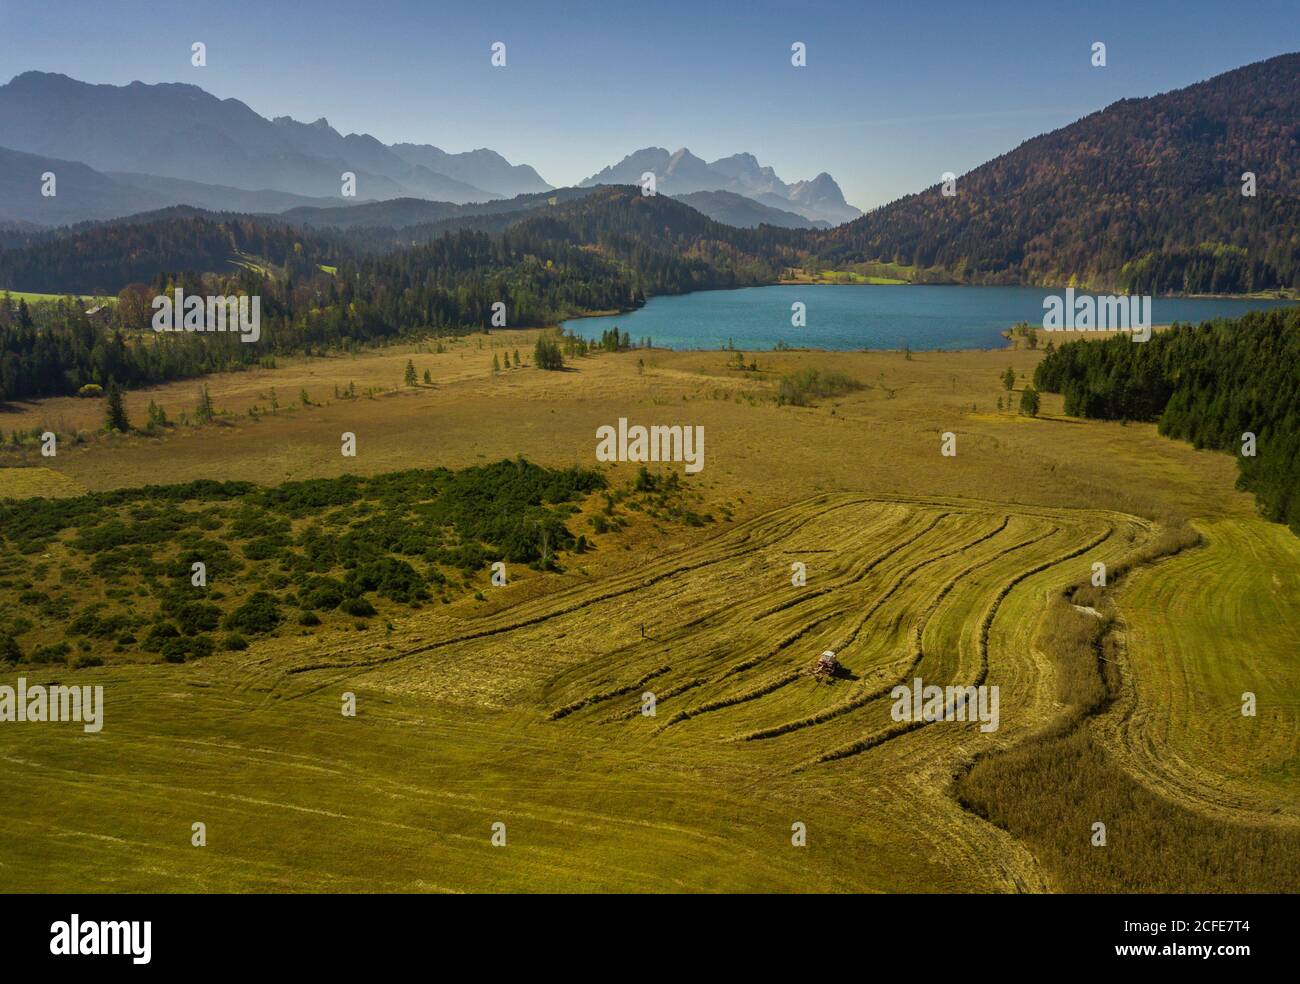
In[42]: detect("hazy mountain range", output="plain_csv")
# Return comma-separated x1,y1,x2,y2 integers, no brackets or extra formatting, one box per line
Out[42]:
671,190,831,229
4,52,1293,293
0,71,857,229
582,148,861,225
0,71,548,206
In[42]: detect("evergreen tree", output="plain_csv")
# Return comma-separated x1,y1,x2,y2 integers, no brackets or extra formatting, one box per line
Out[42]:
195,384,215,424
534,335,565,371
404,359,418,386
104,379,130,432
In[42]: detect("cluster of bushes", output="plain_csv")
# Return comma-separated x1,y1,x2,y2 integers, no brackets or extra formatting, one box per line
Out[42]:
611,467,713,529
774,368,864,407
534,333,565,370
0,459,612,667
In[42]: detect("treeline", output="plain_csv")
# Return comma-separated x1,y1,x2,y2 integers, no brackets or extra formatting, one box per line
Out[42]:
0,188,815,402
0,188,805,300
1034,307,1300,532
1114,239,1295,295
0,282,274,403
0,211,351,295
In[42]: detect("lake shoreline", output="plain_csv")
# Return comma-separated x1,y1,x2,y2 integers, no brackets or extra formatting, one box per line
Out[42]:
557,281,1298,328
561,283,1297,354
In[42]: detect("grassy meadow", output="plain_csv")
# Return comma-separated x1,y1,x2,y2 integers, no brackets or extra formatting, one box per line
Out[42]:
1,328,1296,892
1,290,113,305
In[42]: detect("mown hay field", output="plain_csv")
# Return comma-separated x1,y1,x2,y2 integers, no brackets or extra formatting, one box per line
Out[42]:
1,333,1296,892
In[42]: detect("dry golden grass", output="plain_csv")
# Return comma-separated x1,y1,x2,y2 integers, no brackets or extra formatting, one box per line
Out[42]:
0,466,86,499
1,330,1294,892
1,330,1246,530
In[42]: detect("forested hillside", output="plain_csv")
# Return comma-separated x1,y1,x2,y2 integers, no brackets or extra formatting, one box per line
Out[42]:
0,211,350,294
0,188,806,402
819,53,1300,292
4,54,1298,303
0,187,806,296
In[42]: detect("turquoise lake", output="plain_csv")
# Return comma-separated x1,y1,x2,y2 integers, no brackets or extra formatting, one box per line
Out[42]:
561,285,1298,351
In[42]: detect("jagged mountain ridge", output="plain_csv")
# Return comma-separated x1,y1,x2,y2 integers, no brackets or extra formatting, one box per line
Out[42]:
581,147,861,226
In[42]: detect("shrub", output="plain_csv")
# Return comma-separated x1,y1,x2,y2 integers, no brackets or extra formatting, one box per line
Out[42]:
161,634,214,663
0,633,23,663
32,641,71,664
302,582,344,611
173,602,221,635
342,557,426,604
775,368,862,407
142,622,181,651
223,591,281,634
342,597,376,617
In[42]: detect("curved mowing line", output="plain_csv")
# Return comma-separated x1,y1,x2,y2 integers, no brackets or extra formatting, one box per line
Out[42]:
285,495,877,677
829,515,1013,658
653,669,806,734
803,525,1115,767
657,605,850,730
718,607,846,680
598,677,709,724
740,522,1055,743
713,512,963,681
666,514,1014,734
751,509,948,621
547,665,672,721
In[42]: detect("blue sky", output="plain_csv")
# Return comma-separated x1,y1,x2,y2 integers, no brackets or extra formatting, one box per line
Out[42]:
2,0,1296,209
